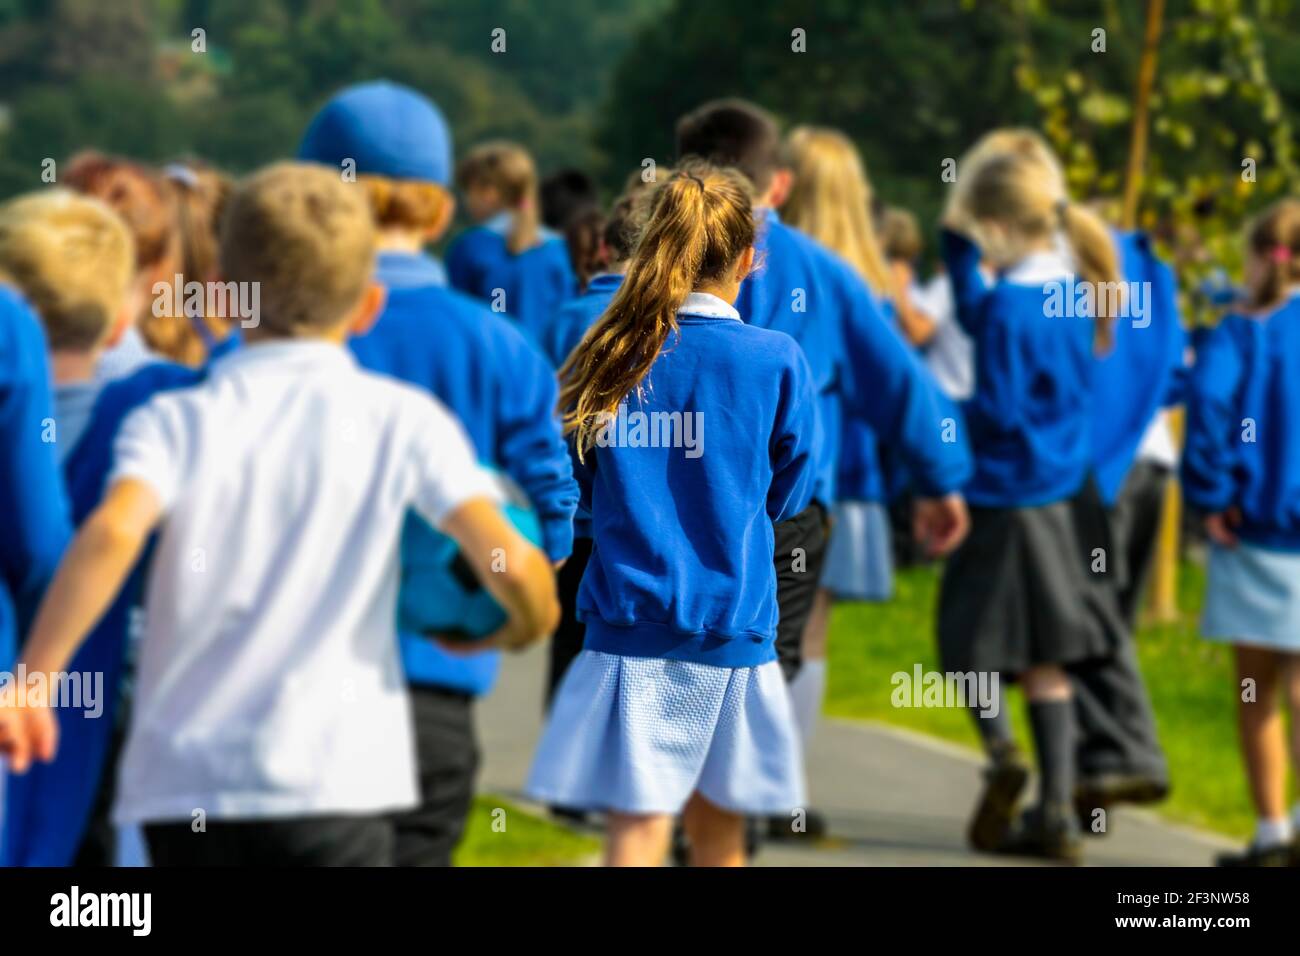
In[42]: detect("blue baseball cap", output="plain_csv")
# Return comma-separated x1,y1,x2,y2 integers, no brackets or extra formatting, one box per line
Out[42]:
297,80,453,186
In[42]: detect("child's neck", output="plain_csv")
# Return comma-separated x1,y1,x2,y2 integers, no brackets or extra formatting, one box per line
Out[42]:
375,230,429,254
50,350,99,386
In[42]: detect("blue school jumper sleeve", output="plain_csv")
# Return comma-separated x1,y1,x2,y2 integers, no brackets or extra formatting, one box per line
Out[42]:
540,273,623,369
1,360,202,867
0,288,71,659
1090,231,1188,505
822,251,973,498
351,265,578,695
1182,316,1245,515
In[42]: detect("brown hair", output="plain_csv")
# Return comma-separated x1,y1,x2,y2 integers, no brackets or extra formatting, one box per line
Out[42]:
782,126,894,298
64,152,175,271
558,163,755,457
0,190,134,352
563,204,607,291
219,162,376,336
1245,199,1300,310
964,151,1121,351
359,174,452,232
880,207,923,264
676,99,781,193
457,141,541,255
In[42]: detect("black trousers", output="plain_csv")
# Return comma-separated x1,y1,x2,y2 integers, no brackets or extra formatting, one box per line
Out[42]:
545,536,594,707
773,501,830,683
1071,462,1170,784
145,815,393,866
390,684,479,867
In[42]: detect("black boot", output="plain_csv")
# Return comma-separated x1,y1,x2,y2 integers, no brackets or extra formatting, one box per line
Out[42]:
967,741,1030,852
996,804,1082,864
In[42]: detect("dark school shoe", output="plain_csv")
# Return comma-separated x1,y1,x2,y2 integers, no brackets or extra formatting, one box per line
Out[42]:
765,808,828,841
1074,773,1171,837
1216,841,1292,867
967,744,1030,852
995,805,1083,865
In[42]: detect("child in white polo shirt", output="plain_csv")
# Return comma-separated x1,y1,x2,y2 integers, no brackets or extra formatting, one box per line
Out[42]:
0,162,560,866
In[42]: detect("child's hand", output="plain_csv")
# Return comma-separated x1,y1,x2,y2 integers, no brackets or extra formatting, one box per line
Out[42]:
1205,507,1242,549
0,698,58,773
913,493,970,558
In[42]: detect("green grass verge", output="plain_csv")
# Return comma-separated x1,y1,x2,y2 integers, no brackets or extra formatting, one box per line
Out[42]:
453,795,600,866
825,560,1261,839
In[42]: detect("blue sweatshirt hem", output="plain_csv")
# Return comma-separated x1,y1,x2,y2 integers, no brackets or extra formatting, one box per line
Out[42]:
1239,525,1300,554
582,617,777,668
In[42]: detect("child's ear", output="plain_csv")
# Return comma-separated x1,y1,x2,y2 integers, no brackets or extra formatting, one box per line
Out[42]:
765,169,794,210
737,246,756,281
348,281,387,337
104,301,134,349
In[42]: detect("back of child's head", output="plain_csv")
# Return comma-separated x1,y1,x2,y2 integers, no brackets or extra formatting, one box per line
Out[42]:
558,162,755,456
947,128,1066,232
965,150,1120,347
219,162,376,338
1245,198,1300,310
563,204,607,290
456,141,541,256
782,125,894,298
880,206,923,264
603,178,654,265
675,99,781,193
161,161,234,365
540,168,599,231
0,190,134,353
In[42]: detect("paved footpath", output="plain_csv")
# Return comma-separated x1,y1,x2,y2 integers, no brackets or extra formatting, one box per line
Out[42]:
479,645,1233,866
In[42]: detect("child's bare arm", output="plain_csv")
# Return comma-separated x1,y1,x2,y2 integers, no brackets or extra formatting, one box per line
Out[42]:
19,478,162,677
440,498,560,651
0,478,161,771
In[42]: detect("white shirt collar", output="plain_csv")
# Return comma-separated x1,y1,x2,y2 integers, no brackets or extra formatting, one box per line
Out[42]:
677,292,741,321
211,339,353,375
1002,248,1075,285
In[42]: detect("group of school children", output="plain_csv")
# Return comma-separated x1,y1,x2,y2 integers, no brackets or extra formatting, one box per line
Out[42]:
0,79,1298,868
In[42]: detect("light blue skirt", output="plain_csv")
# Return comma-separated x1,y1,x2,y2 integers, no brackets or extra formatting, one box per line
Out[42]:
1202,543,1300,652
821,501,894,601
526,650,805,815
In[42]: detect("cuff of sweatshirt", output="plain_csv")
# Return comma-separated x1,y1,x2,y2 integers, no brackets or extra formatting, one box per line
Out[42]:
909,460,974,499
541,514,575,563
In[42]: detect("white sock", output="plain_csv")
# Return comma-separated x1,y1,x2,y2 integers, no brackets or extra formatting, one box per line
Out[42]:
788,659,827,746
1253,816,1292,849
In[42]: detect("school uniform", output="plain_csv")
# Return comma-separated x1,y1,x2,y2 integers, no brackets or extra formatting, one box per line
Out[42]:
0,289,71,864
739,210,970,677
104,341,497,867
1185,294,1300,650
1,361,202,868
1070,230,1183,788
446,212,577,344
352,252,578,865
527,293,817,814
936,230,1121,678
535,273,623,703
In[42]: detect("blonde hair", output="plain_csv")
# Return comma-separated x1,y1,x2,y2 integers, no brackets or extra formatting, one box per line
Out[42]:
219,163,376,336
964,151,1121,350
880,206,923,264
946,128,1066,234
559,163,755,457
1245,198,1300,310
0,190,134,352
457,141,541,255
782,126,894,298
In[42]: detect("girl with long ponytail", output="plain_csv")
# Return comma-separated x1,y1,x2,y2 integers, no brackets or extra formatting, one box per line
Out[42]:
527,163,820,867
447,141,575,341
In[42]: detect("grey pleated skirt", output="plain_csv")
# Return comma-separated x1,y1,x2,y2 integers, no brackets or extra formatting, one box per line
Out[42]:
938,481,1126,678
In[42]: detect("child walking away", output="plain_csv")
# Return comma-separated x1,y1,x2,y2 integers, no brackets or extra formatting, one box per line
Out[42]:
448,142,576,341
527,164,818,866
939,150,1124,863
539,185,648,715
0,163,559,867
1184,199,1300,867
298,80,577,866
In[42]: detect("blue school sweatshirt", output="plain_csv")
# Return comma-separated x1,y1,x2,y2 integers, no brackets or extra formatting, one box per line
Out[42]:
539,272,623,370
1,359,201,867
1090,231,1187,505
1183,296,1300,551
446,213,576,343
576,294,819,668
352,250,578,695
0,288,71,668
941,229,1095,508
741,211,970,506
